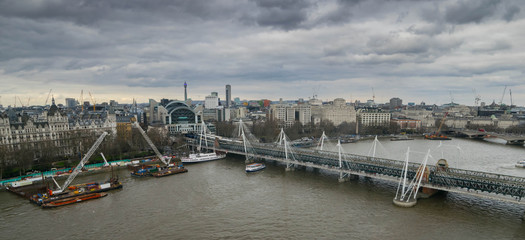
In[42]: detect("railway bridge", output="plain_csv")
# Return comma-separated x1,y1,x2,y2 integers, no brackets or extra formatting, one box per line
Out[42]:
189,123,525,218
193,139,525,201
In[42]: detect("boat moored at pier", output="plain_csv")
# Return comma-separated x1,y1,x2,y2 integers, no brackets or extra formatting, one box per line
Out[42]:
181,152,226,163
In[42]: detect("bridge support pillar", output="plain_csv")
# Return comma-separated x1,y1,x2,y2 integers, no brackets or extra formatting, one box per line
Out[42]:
349,174,359,180
393,197,417,208
338,172,347,183
418,187,440,198
285,166,295,172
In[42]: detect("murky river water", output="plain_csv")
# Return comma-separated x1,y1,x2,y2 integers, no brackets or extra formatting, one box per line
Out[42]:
1,138,525,239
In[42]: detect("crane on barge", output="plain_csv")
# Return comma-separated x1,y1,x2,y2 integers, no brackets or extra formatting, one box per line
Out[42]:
132,121,170,166
51,132,108,194
130,121,187,177
425,112,451,140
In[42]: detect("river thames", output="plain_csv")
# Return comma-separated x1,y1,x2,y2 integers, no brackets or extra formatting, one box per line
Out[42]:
1,138,525,239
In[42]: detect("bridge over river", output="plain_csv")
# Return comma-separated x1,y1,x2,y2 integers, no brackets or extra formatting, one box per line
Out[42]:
187,124,525,219
448,129,525,145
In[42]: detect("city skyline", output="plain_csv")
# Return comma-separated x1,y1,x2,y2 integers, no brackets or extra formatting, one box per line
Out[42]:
1,0,525,106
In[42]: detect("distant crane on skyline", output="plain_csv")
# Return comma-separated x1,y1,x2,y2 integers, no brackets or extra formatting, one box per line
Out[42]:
16,96,24,107
80,90,84,111
510,89,513,107
89,91,96,111
472,88,481,106
499,85,507,107
371,87,375,103
44,89,53,106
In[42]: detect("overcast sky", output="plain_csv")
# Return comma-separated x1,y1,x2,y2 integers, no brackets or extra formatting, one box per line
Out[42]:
1,0,524,106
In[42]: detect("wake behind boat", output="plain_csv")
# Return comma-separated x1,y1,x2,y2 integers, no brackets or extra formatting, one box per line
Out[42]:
516,160,525,168
181,152,226,163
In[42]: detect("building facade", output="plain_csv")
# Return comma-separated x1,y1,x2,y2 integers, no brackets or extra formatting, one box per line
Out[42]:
205,94,219,109
391,118,421,130
270,103,311,127
390,97,402,109
0,103,116,161
225,84,231,108
65,98,77,108
315,98,356,126
357,109,391,126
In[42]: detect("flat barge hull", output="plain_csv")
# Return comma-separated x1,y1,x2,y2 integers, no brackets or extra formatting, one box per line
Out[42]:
42,192,108,208
6,181,49,199
152,168,188,177
30,183,122,205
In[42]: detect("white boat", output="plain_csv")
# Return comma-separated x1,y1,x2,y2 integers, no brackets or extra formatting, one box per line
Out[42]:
515,160,525,168
245,163,266,173
181,152,226,163
182,120,227,163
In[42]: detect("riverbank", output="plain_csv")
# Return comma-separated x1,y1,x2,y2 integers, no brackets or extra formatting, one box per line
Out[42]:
0,156,159,188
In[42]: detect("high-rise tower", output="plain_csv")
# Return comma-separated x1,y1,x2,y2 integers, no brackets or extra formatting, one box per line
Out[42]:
225,84,231,108
184,81,188,101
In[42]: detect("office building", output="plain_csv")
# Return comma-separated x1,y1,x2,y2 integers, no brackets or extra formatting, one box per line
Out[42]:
225,84,231,108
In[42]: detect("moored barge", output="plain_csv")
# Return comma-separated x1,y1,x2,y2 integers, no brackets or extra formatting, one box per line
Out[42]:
30,177,122,205
41,192,108,208
152,165,188,177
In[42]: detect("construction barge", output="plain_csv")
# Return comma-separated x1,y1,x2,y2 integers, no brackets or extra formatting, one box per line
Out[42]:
6,179,50,199
24,132,121,208
130,161,188,177
29,177,122,206
152,165,188,177
129,121,188,178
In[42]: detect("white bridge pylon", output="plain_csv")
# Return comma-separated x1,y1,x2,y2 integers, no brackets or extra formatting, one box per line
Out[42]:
394,147,431,206
276,128,299,170
336,139,354,182
234,119,259,143
317,131,328,151
235,120,260,163
367,136,389,158
241,124,258,163
198,120,211,152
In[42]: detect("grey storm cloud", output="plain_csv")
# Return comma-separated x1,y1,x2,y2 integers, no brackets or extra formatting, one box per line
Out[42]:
504,5,521,22
0,0,240,25
0,0,525,105
444,0,501,24
251,0,310,30
420,0,521,27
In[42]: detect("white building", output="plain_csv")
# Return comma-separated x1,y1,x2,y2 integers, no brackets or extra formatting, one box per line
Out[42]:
314,98,356,126
205,94,219,109
270,103,311,127
357,109,391,126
